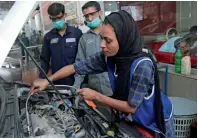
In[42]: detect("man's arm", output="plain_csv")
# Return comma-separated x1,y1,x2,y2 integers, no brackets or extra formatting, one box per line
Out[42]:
31,64,75,93
73,37,86,88
39,35,51,78
31,52,106,93
49,65,75,82
49,52,106,82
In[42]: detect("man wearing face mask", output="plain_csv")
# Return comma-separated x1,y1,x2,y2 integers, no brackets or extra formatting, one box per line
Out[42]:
73,1,113,97
39,3,82,85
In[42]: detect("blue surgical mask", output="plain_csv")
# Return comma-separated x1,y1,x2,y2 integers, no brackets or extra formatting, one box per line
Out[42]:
53,19,65,30
86,17,101,29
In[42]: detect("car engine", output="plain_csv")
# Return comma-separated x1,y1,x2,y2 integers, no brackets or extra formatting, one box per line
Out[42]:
0,81,138,138
18,86,87,138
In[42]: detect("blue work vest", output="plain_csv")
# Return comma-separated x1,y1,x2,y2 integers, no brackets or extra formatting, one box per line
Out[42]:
106,57,173,134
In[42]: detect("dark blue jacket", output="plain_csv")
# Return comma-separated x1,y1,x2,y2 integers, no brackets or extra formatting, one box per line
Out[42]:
39,24,82,85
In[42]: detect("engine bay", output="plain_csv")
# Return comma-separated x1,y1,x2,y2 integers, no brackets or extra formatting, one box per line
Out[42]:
0,82,137,138
18,87,82,138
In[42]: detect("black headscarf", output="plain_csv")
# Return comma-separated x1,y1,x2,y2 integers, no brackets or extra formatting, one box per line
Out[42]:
104,10,166,135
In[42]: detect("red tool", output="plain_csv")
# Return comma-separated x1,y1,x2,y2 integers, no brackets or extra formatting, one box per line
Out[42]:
86,100,96,108
85,100,109,122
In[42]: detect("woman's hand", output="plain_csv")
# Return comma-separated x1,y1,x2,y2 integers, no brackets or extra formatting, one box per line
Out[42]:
30,79,49,95
77,88,100,100
77,88,136,113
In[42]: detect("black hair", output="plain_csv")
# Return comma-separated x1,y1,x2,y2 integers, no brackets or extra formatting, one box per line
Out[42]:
82,1,101,12
182,34,191,43
48,3,65,16
22,32,26,35
190,25,197,34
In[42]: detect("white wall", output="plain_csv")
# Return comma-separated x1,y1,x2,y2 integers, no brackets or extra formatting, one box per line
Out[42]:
26,12,42,35
24,22,31,38
98,1,105,20
176,1,197,32
35,13,42,31
77,1,89,24
65,1,77,21
29,17,36,32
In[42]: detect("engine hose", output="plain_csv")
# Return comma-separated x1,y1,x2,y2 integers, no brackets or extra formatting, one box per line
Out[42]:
71,106,89,110
25,92,32,136
19,38,94,138
83,114,101,138
100,135,109,138
86,113,108,136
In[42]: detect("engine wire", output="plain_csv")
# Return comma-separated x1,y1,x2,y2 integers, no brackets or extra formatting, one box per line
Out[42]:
19,38,94,138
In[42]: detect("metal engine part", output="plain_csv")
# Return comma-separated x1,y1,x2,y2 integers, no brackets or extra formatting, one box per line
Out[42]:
17,87,137,138
18,87,86,138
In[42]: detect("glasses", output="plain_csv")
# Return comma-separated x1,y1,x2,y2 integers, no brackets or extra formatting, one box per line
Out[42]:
83,11,99,20
49,15,64,22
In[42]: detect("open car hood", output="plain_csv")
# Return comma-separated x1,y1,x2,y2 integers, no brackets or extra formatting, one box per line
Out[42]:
0,1,37,68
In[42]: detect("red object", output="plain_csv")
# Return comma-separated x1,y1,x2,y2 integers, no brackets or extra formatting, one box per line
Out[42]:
86,100,97,109
154,51,175,64
135,125,154,138
152,41,166,50
119,1,176,35
191,56,197,67
149,41,197,67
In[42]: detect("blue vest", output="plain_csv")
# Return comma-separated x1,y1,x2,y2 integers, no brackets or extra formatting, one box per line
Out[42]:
106,57,173,133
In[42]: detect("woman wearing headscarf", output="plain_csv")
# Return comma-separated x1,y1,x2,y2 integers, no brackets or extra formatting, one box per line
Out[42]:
31,10,174,138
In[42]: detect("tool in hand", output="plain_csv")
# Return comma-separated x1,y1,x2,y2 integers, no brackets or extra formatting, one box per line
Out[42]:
85,100,109,122
86,100,116,137
19,38,94,138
